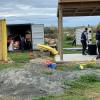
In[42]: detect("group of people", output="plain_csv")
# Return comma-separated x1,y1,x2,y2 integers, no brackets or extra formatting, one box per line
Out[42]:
7,32,32,52
81,27,100,59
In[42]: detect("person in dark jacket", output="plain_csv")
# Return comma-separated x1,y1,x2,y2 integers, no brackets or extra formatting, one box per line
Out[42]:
20,36,25,51
81,28,88,55
96,28,100,59
72,38,76,46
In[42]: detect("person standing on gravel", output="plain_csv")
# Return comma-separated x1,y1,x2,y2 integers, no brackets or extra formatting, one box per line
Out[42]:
96,26,100,59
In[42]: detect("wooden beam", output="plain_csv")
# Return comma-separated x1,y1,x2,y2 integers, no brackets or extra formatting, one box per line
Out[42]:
61,2,100,9
58,6,63,60
90,7,97,15
57,17,60,52
73,8,79,16
59,0,100,3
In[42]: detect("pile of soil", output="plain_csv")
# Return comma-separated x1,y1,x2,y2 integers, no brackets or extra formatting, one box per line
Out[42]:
0,58,100,100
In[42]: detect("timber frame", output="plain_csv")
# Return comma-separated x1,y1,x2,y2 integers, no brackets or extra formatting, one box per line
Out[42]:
58,0,100,60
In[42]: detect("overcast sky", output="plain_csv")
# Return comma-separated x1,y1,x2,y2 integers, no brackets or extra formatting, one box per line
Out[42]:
0,0,100,27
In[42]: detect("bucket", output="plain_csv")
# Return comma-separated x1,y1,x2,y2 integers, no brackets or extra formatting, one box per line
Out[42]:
48,63,57,69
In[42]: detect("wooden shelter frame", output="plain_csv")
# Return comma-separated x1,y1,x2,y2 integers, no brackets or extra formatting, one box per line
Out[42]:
58,0,100,60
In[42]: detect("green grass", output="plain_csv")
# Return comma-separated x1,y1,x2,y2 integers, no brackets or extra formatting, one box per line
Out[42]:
63,50,81,54
0,51,54,70
63,35,82,54
56,64,79,71
0,52,30,70
85,64,100,69
63,34,81,48
42,71,53,75
8,52,30,63
32,95,88,100
56,63,100,72
32,74,100,100
0,63,24,70
64,74,100,100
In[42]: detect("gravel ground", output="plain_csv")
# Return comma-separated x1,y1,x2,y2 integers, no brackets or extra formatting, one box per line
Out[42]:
0,58,100,100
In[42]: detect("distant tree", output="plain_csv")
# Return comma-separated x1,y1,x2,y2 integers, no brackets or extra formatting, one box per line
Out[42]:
50,26,58,35
44,27,51,34
44,26,57,38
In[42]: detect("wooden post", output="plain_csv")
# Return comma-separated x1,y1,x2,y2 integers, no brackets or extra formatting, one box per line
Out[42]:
58,6,63,60
57,17,60,53
2,19,8,61
0,19,8,61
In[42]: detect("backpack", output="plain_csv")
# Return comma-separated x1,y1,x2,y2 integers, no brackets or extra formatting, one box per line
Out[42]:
81,31,86,41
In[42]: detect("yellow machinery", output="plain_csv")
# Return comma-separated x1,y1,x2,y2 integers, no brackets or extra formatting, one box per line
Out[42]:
0,19,7,61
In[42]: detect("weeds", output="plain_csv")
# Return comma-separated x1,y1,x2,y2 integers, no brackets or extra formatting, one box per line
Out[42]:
78,73,100,83
86,64,100,69
42,71,53,75
64,73,100,91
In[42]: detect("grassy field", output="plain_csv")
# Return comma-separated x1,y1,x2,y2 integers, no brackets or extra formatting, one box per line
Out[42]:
63,50,81,54
63,34,82,54
0,52,30,70
32,74,100,100
8,52,30,63
32,63,100,100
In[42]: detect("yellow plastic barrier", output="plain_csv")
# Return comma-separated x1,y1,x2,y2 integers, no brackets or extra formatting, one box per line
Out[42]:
37,44,58,55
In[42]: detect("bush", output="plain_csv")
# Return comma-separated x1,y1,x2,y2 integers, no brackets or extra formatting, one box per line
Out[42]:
65,35,73,41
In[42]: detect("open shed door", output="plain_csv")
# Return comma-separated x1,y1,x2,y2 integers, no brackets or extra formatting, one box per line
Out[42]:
0,19,7,61
31,24,44,49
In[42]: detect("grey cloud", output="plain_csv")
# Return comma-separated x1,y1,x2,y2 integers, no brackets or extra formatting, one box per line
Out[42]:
0,0,58,25
0,0,57,17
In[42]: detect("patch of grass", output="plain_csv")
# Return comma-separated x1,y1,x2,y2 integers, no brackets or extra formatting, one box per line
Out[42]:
78,74,100,83
8,52,30,63
63,50,81,54
42,71,53,75
64,74,100,88
63,74,100,100
0,63,24,70
56,64,79,71
86,64,100,69
32,95,88,100
32,74,100,100
0,52,29,70
63,34,82,54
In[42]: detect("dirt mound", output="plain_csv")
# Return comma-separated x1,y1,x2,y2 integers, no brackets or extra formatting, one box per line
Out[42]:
0,59,100,100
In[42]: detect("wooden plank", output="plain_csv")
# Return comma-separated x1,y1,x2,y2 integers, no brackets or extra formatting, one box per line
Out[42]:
59,0,100,3
61,2,100,8
90,7,97,15
61,1,100,16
